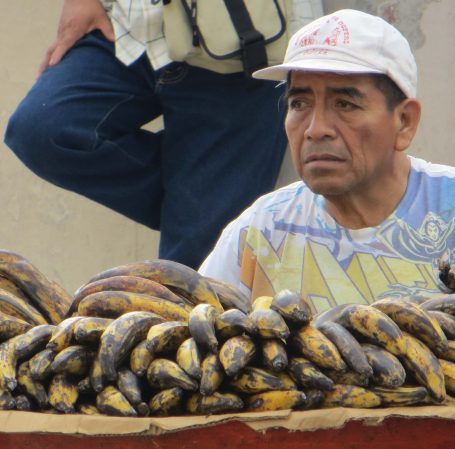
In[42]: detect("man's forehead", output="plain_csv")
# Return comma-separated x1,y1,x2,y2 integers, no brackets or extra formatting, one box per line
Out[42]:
288,71,375,89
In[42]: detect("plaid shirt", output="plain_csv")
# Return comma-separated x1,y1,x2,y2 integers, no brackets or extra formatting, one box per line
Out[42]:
101,0,323,69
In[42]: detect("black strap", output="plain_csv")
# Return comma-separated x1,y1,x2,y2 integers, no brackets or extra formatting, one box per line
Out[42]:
223,0,268,77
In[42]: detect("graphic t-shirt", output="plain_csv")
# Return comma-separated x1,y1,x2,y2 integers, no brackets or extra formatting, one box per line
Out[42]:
199,156,455,314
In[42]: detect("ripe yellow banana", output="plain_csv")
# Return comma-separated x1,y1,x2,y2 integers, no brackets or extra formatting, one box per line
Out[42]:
421,294,455,315
0,288,47,325
322,384,381,408
214,309,254,341
145,321,190,354
200,353,225,396
230,367,284,394
149,387,185,416
339,304,407,356
261,338,288,373
16,360,48,409
29,348,55,381
48,372,79,413
203,277,251,314
372,297,448,355
400,332,446,402
292,325,346,371
188,303,219,353
129,339,154,377
72,274,186,313
176,337,202,380
361,343,406,388
46,316,83,352
147,358,198,391
73,316,113,345
0,249,72,324
0,310,32,342
245,389,307,412
85,259,224,312
317,321,373,377
187,392,244,415
96,385,137,417
370,385,428,407
50,345,96,376
98,311,164,381
271,289,312,324
438,359,455,395
429,311,455,339
249,308,290,340
287,357,334,391
77,291,191,321
219,335,257,377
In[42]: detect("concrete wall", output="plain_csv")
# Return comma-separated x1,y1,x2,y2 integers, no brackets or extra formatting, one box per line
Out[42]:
0,0,454,294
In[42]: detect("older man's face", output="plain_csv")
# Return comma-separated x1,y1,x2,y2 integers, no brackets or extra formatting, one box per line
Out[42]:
285,71,403,198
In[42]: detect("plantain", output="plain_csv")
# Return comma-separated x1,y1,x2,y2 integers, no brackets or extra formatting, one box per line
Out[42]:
96,385,137,417
322,384,381,408
0,310,32,342
312,304,351,328
230,367,285,394
276,371,299,390
46,316,83,352
77,290,191,321
371,297,448,355
71,274,186,314
438,340,455,362
116,368,144,406
292,325,347,371
90,355,106,393
29,348,55,381
187,392,244,415
317,321,373,378
98,311,164,381
77,376,93,394
249,308,290,341
203,277,251,314
370,385,428,407
261,338,288,373
270,289,312,324
294,389,325,410
0,275,30,302
245,389,307,412
0,288,47,325
438,359,455,395
146,321,190,354
12,323,56,360
73,316,113,345
287,357,334,391
84,259,224,312
130,339,154,377
0,340,18,391
16,360,48,409
361,343,406,388
251,295,273,311
338,304,407,356
214,309,254,341
200,353,225,396
76,402,100,415
0,249,72,324
323,369,370,387
147,358,198,391
428,311,455,339
219,335,257,377
48,372,79,413
0,389,15,410
188,303,219,353
50,345,96,376
421,294,455,315
176,337,202,380
149,387,185,416
14,394,31,411
400,332,446,402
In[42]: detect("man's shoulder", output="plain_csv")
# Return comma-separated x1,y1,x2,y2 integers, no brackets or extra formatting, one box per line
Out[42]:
410,156,455,178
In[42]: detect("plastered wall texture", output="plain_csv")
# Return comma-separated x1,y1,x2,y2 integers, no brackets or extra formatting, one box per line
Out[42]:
0,0,454,293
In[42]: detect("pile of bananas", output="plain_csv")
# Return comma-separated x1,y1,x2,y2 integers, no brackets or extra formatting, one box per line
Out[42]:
1,249,455,417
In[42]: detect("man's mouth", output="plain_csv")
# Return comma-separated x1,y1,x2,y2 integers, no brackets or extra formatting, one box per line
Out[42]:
303,153,345,164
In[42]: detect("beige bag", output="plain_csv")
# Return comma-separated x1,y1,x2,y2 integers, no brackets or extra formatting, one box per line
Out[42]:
162,0,291,75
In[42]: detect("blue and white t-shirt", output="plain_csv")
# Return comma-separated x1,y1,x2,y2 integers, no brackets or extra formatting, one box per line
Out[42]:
199,156,455,314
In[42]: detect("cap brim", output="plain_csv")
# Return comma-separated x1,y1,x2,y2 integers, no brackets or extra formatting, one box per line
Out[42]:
253,59,384,81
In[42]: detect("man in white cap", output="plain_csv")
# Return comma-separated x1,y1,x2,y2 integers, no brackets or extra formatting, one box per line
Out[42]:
199,9,455,313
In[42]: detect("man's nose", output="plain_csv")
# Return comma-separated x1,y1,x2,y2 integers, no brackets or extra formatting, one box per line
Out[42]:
303,106,336,141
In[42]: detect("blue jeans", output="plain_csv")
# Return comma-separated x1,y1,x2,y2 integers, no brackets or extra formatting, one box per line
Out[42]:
4,31,287,269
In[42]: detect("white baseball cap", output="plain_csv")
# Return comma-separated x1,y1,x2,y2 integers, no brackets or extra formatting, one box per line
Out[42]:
253,9,417,98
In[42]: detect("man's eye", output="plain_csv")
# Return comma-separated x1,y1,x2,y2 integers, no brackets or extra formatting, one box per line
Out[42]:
336,99,357,110
288,99,306,110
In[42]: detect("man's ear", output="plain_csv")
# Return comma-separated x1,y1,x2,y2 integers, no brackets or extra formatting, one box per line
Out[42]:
395,98,421,152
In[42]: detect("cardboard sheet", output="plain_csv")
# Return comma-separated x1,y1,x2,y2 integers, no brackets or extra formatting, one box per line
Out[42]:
1,405,455,436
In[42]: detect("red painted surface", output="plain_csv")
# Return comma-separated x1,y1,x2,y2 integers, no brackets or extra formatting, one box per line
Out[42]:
0,417,453,449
